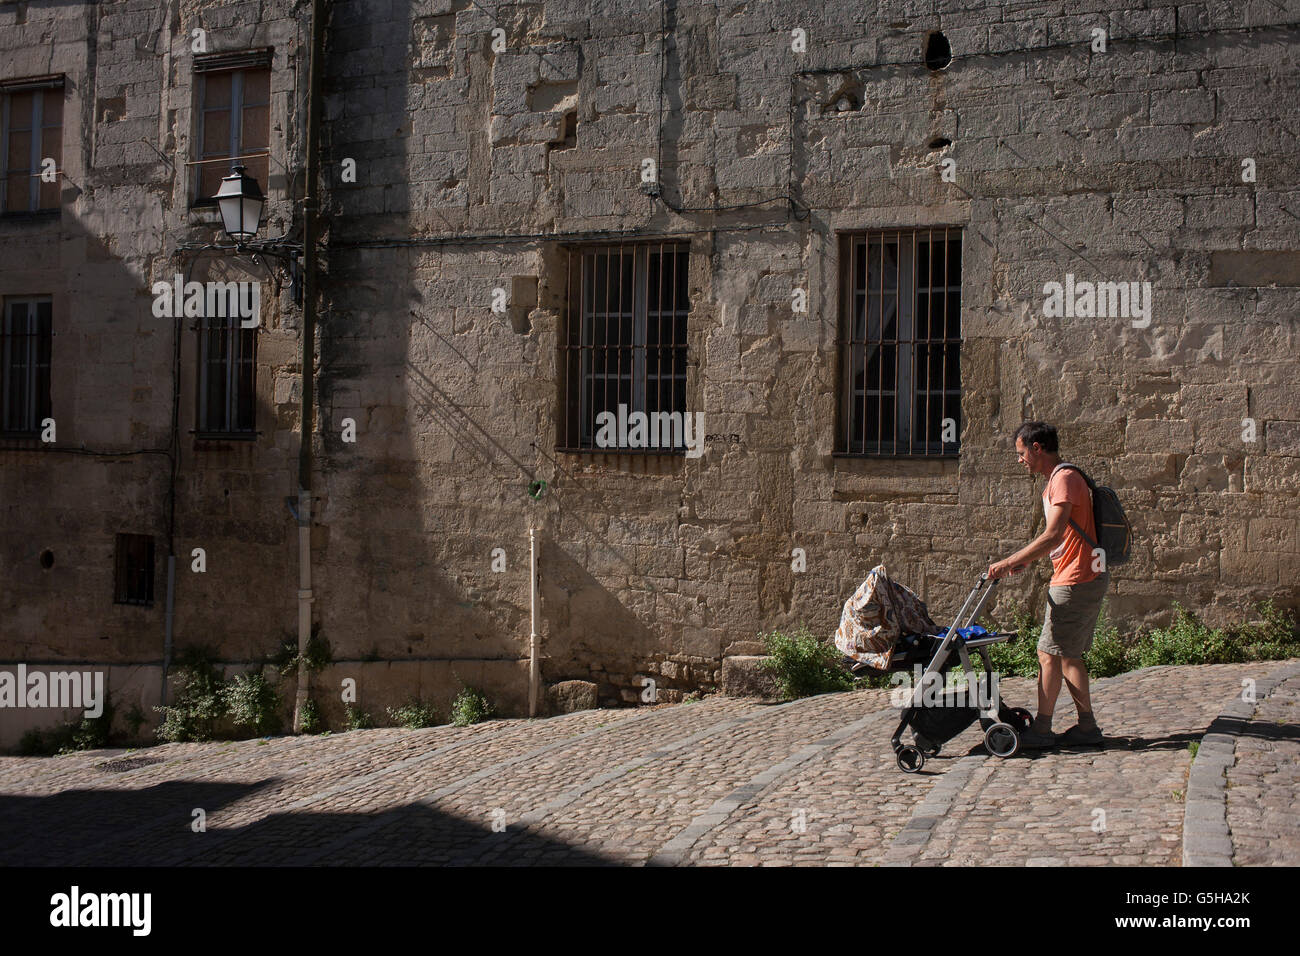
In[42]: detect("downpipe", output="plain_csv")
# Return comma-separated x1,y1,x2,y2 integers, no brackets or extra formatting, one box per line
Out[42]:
529,527,539,717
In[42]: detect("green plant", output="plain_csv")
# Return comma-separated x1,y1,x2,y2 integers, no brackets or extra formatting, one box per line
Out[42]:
269,631,333,681
760,625,854,700
1188,741,1199,759
343,704,373,731
155,646,228,743
223,671,283,737
450,687,495,726
1228,601,1300,662
18,699,116,756
986,599,1044,679
386,698,441,729
299,697,321,734
1085,603,1131,678
124,702,147,738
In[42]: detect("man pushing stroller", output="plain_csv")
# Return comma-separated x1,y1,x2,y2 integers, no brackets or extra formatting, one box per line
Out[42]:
987,422,1113,749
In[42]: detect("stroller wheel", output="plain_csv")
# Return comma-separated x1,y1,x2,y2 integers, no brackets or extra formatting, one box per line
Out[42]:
1009,707,1033,732
896,745,925,773
984,722,1020,758
913,734,941,758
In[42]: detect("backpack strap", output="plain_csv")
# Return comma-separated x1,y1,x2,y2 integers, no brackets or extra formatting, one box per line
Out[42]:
1049,463,1101,551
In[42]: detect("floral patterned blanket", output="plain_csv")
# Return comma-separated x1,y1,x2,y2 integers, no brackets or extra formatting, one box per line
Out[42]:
833,564,939,670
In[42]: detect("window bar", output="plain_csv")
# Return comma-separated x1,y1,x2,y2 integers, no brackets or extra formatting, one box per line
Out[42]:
226,320,237,431
862,237,871,454
583,251,590,446
923,227,932,455
941,230,950,454
659,240,666,442
602,247,611,449
893,229,900,456
562,249,569,448
1,309,9,430
854,237,863,454
842,234,852,452
678,243,684,439
909,229,917,455
842,235,852,452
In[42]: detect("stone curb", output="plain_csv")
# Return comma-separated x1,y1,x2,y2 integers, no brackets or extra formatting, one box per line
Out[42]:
1181,660,1300,868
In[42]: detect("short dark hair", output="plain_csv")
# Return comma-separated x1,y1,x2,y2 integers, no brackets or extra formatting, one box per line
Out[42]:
1013,421,1059,453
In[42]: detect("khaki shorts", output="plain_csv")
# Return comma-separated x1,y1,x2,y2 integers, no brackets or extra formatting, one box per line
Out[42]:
1039,574,1110,659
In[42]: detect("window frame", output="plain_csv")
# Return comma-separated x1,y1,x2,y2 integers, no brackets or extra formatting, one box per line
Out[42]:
835,227,963,458
194,310,258,439
113,533,156,607
557,240,691,454
191,57,271,207
0,76,64,215
0,295,53,438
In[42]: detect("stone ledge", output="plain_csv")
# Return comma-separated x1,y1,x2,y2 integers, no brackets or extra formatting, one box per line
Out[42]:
719,656,782,699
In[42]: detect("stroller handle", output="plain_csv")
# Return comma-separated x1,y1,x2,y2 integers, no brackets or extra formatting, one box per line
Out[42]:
981,564,1027,584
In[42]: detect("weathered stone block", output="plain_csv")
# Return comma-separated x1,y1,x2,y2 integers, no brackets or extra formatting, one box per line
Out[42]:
720,656,781,699
545,679,599,715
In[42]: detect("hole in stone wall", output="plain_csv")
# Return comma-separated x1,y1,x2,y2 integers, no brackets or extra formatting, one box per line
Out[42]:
925,32,952,71
928,136,952,150
550,110,577,151
40,549,54,569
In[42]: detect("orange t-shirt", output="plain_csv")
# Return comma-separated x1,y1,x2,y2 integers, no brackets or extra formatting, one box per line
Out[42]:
1042,465,1100,586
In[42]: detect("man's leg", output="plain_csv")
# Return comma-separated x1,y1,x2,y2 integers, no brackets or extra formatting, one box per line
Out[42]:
1036,649,1064,731
1061,657,1092,714
1060,656,1103,742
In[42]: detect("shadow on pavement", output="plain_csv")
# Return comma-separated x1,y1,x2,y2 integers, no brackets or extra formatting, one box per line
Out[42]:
0,781,613,866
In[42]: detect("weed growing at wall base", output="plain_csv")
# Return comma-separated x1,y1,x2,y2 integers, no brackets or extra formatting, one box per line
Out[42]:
985,599,1298,678
451,687,495,726
387,698,441,728
761,625,854,699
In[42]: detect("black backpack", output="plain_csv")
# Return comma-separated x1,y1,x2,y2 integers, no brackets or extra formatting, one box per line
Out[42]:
1054,464,1133,569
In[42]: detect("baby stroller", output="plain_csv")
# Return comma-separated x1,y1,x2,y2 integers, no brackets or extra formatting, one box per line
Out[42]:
837,569,1031,773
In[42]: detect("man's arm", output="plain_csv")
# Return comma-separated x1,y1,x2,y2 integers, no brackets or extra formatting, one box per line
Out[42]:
988,499,1072,579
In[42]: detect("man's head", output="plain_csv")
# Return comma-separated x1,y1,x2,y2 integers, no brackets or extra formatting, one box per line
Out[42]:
1013,421,1060,477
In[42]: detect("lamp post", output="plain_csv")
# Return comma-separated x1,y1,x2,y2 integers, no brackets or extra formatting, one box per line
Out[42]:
202,157,321,735
176,0,324,735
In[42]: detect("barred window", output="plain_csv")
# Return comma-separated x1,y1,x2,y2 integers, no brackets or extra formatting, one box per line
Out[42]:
1,296,52,436
838,229,961,456
196,314,256,436
114,533,155,606
193,64,270,203
558,242,690,452
1,78,63,213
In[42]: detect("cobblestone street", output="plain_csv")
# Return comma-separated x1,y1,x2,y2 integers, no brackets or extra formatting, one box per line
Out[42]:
2,661,1296,867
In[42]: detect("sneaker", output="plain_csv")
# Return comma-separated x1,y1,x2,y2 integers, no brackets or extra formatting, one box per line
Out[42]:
1059,723,1104,745
1018,728,1059,749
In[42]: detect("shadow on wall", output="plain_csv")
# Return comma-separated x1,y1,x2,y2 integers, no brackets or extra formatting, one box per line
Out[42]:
537,534,658,699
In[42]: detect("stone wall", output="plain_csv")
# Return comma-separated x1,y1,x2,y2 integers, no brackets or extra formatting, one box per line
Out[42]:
2,0,1297,744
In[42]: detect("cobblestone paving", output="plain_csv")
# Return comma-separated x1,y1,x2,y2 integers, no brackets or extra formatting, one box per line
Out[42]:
1,662,1294,866
910,663,1269,866
1225,672,1300,866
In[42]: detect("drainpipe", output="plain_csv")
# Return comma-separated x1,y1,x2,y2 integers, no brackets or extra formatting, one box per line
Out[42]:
294,0,326,732
161,555,175,705
529,527,539,717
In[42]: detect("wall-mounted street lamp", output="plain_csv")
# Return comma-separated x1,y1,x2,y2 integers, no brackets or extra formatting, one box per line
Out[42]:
214,165,266,244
